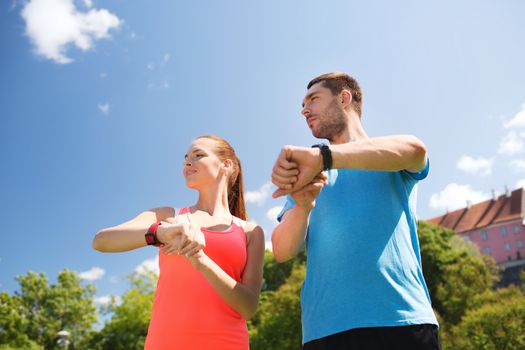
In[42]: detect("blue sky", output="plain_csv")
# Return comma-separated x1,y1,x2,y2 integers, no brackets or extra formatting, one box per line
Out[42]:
2,0,525,311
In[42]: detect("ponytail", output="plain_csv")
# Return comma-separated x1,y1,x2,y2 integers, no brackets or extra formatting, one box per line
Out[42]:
228,156,247,220
198,135,248,221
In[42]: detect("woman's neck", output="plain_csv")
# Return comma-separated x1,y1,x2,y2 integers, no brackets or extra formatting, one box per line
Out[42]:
193,183,231,218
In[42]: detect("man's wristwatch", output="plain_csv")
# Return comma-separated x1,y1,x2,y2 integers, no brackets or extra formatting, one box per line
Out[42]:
145,222,163,247
311,143,333,170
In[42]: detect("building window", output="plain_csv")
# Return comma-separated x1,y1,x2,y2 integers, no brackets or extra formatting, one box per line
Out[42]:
517,240,524,249
513,224,521,233
483,246,492,255
500,227,508,237
480,230,488,240
504,242,512,251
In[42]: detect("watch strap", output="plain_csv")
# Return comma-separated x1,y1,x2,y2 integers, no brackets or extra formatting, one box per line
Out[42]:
145,222,163,247
311,143,333,170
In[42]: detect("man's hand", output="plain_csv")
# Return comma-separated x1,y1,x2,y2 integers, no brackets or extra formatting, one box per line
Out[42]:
272,145,324,198
291,172,328,210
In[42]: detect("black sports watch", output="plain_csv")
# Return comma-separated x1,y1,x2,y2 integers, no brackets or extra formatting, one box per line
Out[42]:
311,143,333,170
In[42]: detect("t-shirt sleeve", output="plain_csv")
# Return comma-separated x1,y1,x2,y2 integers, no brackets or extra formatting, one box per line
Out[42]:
276,196,296,222
401,158,430,181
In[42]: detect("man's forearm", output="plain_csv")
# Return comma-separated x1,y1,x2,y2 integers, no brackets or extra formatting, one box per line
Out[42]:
330,135,427,173
271,206,311,262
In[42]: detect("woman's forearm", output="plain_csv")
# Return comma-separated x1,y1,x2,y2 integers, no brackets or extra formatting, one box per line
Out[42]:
194,254,259,320
92,207,173,252
92,226,150,252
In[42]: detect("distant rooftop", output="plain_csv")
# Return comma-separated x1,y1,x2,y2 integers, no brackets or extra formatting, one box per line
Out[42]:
427,188,524,233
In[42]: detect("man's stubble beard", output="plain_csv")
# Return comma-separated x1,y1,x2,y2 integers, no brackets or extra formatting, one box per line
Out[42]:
312,99,347,142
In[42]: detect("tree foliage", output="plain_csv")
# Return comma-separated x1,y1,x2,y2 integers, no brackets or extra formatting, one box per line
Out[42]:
1,223,523,350
249,264,304,350
449,287,525,350
86,272,156,350
0,270,97,350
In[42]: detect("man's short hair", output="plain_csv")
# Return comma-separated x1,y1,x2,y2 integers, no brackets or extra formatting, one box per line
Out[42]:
307,72,363,117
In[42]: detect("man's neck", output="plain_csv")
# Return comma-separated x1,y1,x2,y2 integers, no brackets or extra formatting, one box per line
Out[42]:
329,113,368,145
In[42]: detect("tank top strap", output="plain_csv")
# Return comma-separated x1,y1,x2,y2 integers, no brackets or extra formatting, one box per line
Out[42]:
177,207,190,215
232,217,247,232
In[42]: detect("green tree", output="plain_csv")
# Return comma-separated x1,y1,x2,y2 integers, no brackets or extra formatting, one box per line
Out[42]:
0,292,41,349
261,250,305,292
87,272,156,350
435,255,493,324
418,221,498,325
249,263,304,350
448,287,525,350
0,269,97,350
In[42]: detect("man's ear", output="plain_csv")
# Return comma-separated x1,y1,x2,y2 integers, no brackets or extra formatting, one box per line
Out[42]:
341,89,352,107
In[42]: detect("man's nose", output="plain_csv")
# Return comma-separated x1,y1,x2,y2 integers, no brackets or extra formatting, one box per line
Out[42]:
302,107,310,117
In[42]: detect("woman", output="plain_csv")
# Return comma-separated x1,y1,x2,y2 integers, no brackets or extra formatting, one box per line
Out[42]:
92,135,265,350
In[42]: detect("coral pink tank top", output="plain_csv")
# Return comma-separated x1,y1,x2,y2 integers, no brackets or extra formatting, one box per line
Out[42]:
144,208,249,350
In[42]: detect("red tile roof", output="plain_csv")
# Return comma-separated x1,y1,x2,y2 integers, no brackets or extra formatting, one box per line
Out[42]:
426,188,524,233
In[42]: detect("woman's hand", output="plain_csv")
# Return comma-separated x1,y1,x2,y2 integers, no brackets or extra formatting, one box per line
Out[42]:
157,221,206,256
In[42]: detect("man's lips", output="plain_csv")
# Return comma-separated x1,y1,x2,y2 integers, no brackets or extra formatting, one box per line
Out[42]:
307,117,317,128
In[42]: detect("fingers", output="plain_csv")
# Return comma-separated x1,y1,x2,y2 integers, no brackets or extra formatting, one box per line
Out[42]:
164,217,176,224
293,181,324,196
271,173,296,189
273,165,299,179
272,187,290,199
178,242,200,256
276,156,298,170
315,171,328,182
272,161,299,188
171,234,186,251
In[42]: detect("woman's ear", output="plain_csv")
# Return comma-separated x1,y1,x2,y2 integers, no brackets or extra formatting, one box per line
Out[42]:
222,159,234,175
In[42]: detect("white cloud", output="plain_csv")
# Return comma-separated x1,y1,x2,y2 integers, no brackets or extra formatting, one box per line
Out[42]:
429,183,489,212
82,0,92,8
456,155,493,176
510,159,525,173
498,131,524,155
504,103,525,129
246,182,272,205
94,294,121,306
135,256,159,275
516,179,525,189
147,63,155,70
266,206,283,223
21,0,121,64
79,266,105,281
98,103,109,114
163,53,171,64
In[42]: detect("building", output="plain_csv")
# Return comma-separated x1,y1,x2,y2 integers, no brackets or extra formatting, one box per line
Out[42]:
427,188,525,266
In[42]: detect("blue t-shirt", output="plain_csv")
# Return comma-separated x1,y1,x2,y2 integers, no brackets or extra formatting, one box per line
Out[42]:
277,161,437,344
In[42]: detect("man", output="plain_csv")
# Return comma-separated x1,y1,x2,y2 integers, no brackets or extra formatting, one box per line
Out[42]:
271,72,440,350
